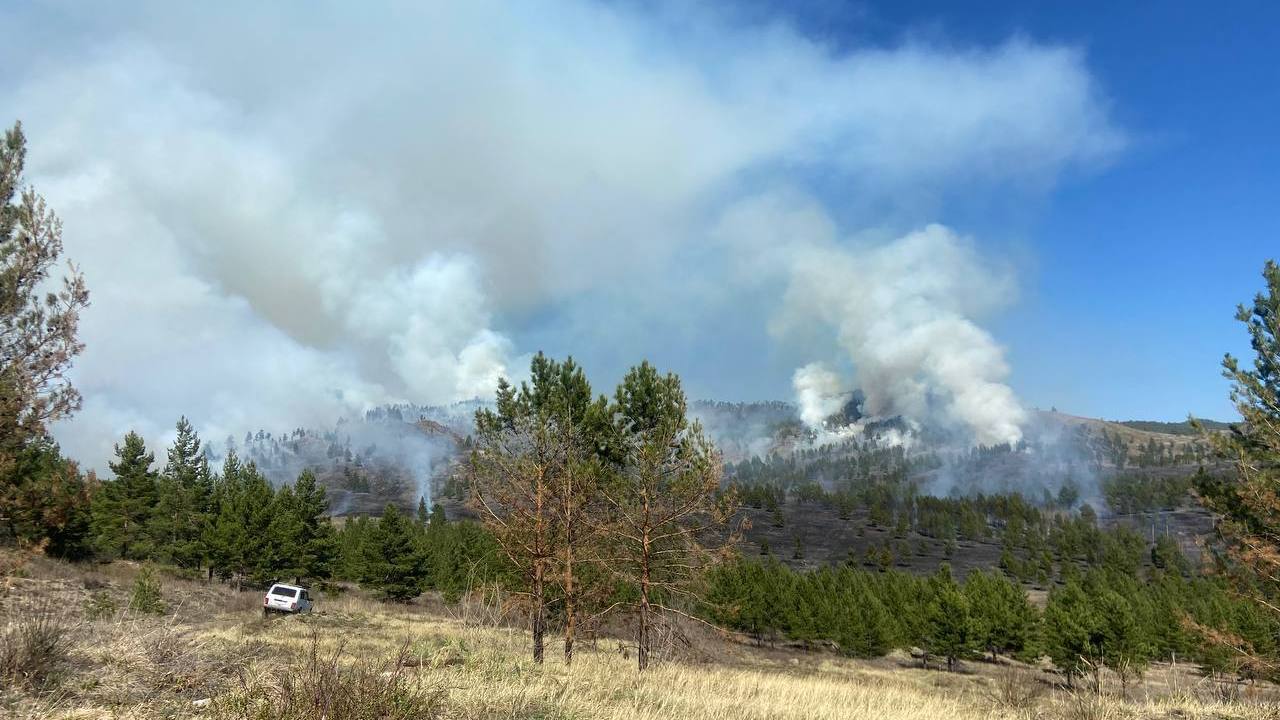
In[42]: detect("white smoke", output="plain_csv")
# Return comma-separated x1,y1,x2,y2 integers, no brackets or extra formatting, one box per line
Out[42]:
792,363,851,428
0,2,1122,468
783,225,1027,446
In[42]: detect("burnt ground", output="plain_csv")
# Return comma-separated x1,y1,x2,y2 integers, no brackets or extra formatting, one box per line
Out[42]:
735,499,1219,584
738,501,1009,580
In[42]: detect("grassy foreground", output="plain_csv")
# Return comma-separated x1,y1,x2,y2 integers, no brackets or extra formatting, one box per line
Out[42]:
3,555,1279,720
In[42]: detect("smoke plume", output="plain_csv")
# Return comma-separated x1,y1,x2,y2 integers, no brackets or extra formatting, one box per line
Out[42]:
781,225,1027,446
0,2,1121,468
792,363,852,429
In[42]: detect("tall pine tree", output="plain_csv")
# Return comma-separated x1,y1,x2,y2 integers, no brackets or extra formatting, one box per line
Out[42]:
1198,259,1280,675
92,432,158,560
361,504,426,601
151,417,212,568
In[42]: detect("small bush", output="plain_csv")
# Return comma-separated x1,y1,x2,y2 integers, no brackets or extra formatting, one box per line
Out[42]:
82,575,109,591
130,565,166,615
983,669,1044,711
0,604,73,690
1056,690,1123,720
213,633,446,720
84,590,119,620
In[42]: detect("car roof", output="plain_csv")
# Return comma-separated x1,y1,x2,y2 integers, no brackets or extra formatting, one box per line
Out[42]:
269,583,306,591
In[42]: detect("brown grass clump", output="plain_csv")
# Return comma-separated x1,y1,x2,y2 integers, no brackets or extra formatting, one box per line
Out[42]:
212,632,447,720
983,668,1046,712
0,601,72,691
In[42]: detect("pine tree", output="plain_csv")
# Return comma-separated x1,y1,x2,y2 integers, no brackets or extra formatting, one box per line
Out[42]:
471,353,612,665
1044,579,1104,688
923,566,976,671
1097,588,1152,692
3,438,93,557
92,432,158,560
150,417,212,568
361,504,425,601
204,454,274,588
202,451,242,581
428,502,447,529
335,514,373,580
287,469,335,582
965,569,1038,662
602,361,738,671
0,121,89,484
1196,260,1280,673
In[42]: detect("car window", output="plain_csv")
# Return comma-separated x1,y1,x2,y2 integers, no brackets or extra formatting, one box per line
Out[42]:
270,586,298,598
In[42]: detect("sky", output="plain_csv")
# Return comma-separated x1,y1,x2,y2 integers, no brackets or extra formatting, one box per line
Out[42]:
0,1,1275,466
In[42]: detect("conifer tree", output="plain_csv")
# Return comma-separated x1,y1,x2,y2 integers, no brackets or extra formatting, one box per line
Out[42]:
923,566,976,671
472,353,611,665
361,504,425,601
1197,259,1280,673
428,502,447,529
1044,579,1104,688
92,432,158,560
3,438,92,556
204,454,274,588
602,361,738,671
1097,588,1152,692
151,417,212,568
289,469,335,582
965,569,1038,662
202,450,242,581
0,121,89,483
335,514,373,580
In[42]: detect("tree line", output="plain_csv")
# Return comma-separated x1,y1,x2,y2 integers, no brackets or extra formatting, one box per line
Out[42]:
705,554,1277,687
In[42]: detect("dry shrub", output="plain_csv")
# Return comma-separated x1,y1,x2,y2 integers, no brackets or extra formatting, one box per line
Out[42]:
212,632,446,720
83,590,118,620
129,565,165,615
1056,690,1126,720
0,603,73,690
983,669,1045,711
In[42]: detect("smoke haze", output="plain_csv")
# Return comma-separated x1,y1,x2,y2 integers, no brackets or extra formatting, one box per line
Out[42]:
0,1,1123,467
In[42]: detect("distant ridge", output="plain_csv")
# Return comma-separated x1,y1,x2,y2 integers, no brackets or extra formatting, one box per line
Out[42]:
1113,419,1232,436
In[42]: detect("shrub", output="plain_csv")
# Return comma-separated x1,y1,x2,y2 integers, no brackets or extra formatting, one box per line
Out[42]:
130,565,166,615
983,669,1044,712
0,604,72,690
84,590,119,620
213,633,445,720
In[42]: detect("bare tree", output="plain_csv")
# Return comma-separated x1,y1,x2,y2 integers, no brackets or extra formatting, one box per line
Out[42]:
1,120,89,492
470,354,610,665
598,361,739,671
471,400,565,664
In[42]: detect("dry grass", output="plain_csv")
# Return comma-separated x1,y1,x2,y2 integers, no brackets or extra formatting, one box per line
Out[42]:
4,551,1280,720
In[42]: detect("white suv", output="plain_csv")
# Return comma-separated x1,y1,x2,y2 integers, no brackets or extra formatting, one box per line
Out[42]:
263,583,313,616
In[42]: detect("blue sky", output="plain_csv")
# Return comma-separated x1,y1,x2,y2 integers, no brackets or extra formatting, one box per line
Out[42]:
1,1,1272,463
757,1,1280,422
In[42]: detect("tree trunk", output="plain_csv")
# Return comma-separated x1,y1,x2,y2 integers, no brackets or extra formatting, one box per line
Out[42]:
564,543,576,665
638,523,651,672
532,558,546,664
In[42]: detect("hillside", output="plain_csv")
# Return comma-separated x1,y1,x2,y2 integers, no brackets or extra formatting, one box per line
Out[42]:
2,553,1274,720
237,401,1227,585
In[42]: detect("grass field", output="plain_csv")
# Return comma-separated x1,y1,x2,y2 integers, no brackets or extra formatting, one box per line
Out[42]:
3,552,1278,720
